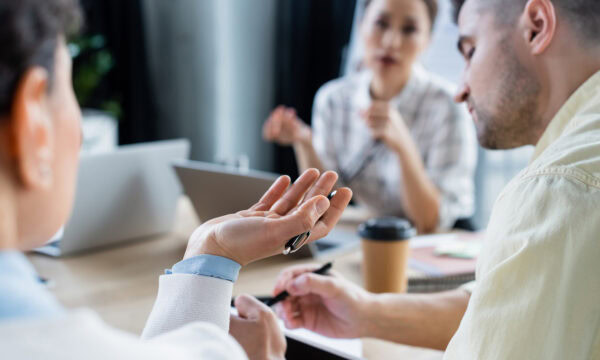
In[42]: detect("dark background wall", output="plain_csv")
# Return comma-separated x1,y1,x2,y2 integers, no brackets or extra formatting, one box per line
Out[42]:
76,0,357,178
274,0,357,177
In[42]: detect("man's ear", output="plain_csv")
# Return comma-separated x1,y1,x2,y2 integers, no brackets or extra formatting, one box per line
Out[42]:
10,67,54,190
521,0,557,55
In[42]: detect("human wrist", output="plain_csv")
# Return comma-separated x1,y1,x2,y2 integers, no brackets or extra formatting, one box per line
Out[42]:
386,136,406,155
392,135,420,162
184,227,241,265
362,292,411,340
293,124,313,147
358,292,385,338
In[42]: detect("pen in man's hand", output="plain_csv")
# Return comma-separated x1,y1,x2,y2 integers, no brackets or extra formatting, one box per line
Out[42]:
265,262,333,307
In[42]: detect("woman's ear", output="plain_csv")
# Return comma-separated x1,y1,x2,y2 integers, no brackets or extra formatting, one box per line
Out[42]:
520,0,557,55
10,67,55,190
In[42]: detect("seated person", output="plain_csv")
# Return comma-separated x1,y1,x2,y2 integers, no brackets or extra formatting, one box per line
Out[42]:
0,1,352,359
263,0,478,233
273,0,600,357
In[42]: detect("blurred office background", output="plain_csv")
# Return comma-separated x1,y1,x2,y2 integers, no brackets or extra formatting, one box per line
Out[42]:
74,0,532,229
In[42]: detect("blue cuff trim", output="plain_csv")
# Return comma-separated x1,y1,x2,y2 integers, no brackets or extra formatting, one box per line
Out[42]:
166,254,241,283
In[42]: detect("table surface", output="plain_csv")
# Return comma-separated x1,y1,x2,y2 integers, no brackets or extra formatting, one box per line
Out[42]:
28,198,443,360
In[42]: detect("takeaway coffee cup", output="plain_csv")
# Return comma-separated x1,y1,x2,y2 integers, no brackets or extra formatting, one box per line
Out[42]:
358,217,416,293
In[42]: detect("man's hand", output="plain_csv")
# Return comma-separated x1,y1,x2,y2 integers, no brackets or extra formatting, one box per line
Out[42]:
272,264,374,339
362,101,412,152
183,168,353,266
275,265,471,350
230,295,286,360
262,105,312,146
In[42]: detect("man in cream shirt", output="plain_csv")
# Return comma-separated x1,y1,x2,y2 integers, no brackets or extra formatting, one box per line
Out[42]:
273,0,600,358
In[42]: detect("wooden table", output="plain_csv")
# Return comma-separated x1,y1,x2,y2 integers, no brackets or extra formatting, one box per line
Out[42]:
28,198,443,359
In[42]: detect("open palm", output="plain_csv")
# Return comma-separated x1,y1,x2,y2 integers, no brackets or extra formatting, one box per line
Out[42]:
184,169,352,266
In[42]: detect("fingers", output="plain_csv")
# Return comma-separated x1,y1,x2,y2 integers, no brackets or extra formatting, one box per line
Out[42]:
362,104,390,139
263,106,281,140
286,273,340,299
264,106,290,140
360,102,386,118
270,168,320,215
251,175,291,211
273,264,325,296
366,101,389,116
284,108,297,121
235,294,271,320
269,195,330,244
277,297,305,329
303,171,338,201
231,294,287,360
307,187,352,241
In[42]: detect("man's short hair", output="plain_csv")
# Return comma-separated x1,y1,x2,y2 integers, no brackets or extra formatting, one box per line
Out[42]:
452,0,600,43
0,0,82,116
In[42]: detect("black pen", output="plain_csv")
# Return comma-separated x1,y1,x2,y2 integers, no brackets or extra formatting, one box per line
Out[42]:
265,262,333,307
283,191,337,255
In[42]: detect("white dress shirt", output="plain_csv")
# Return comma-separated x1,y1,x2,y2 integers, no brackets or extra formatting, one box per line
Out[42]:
445,70,600,359
0,252,247,359
0,309,246,360
312,64,478,229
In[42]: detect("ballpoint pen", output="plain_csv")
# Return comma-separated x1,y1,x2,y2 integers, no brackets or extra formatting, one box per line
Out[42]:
265,262,333,307
283,191,337,255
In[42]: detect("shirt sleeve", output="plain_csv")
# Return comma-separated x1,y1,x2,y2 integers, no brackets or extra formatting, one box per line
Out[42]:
150,321,248,359
444,174,600,359
142,274,234,339
0,309,248,359
0,252,64,320
421,94,477,230
311,85,338,171
167,255,241,283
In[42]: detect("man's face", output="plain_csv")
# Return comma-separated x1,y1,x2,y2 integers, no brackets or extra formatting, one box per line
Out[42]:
454,0,541,150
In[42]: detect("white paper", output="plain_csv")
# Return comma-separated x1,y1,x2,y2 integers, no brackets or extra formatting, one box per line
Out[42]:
231,308,363,359
409,233,458,248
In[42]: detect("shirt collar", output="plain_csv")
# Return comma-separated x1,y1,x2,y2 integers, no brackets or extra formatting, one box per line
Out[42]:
532,70,600,162
354,63,424,109
0,251,39,281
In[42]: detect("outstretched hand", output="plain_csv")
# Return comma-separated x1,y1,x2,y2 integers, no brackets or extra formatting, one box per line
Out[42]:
183,169,352,266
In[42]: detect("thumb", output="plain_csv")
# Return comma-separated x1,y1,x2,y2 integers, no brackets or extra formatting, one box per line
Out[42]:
234,294,269,320
229,313,254,340
271,196,330,241
287,273,339,299
285,108,297,119
271,115,282,137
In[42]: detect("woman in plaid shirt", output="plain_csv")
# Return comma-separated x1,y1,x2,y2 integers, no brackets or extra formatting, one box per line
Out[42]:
264,0,477,233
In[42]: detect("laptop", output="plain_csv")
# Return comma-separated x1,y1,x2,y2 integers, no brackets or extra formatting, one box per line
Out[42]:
173,160,360,259
36,139,190,256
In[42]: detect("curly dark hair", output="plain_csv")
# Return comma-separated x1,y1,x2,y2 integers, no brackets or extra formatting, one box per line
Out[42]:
0,0,82,116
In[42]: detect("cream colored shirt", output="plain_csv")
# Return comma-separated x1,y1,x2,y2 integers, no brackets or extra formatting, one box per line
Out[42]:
445,71,600,359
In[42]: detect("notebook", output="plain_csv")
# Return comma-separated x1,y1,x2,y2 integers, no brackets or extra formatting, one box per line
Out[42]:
407,232,484,293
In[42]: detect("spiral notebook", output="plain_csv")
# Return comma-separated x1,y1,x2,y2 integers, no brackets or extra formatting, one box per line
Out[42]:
407,232,484,293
